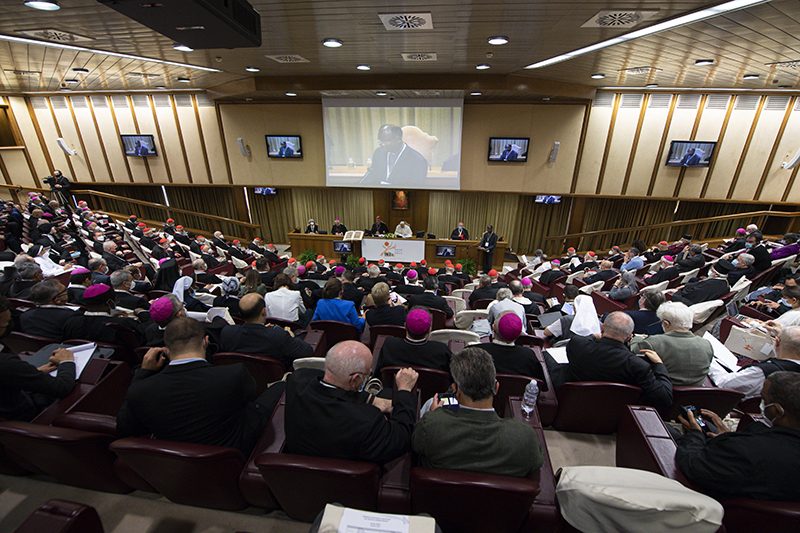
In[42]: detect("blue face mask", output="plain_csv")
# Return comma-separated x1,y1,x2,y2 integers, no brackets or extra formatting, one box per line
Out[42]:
745,243,754,249
70,251,81,258
779,298,790,307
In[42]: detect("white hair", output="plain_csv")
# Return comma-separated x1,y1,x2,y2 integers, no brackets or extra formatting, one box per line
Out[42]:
746,224,759,233
367,264,381,277
102,240,116,252
496,288,512,301
738,253,755,267
656,301,694,330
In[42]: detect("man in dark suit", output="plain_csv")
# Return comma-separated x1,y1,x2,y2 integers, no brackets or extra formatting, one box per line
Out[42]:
193,260,223,285
499,144,518,161
277,141,294,157
248,237,267,255
479,225,499,274
469,275,499,308
117,318,281,455
407,276,454,318
584,261,618,285
331,218,348,236
218,293,314,368
61,284,144,344
124,215,138,231
212,231,230,252
394,270,424,297
370,216,389,236
101,241,129,272
360,125,429,187
285,340,419,464
481,312,545,379
645,256,680,285
539,260,567,286
304,219,320,234
67,267,91,305
675,244,705,273
88,258,111,286
560,312,673,411
671,270,730,307
376,308,452,373
8,262,43,300
450,222,469,241
110,270,149,311
19,280,76,339
150,239,173,261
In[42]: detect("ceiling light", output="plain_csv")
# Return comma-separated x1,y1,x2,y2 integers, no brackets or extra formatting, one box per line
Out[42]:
64,78,79,84
487,35,509,46
154,85,166,90
375,91,388,96
542,97,551,101
356,64,371,71
285,92,297,97
645,83,659,88
245,66,260,73
0,33,221,73
470,91,482,96
525,0,769,69
173,43,193,53
177,77,191,83
591,73,605,79
742,73,759,80
322,38,343,48
476,63,491,70
72,67,89,73
695,59,715,66
23,0,60,11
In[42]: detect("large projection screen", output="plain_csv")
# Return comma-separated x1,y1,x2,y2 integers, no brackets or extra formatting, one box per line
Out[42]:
323,98,463,190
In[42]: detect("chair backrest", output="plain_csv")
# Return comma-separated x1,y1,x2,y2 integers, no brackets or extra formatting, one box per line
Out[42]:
495,374,541,417
368,324,406,349
410,467,540,533
309,320,360,349
688,299,724,325
515,334,545,348
428,329,480,345
292,357,326,371
670,386,744,419
380,366,451,401
110,437,247,510
425,307,447,330
443,295,466,314
565,271,583,284
731,280,752,302
640,280,668,294
579,280,604,294
255,452,381,522
454,309,488,330
451,288,473,302
680,268,700,285
2,331,59,354
264,316,302,330
553,382,643,434
212,352,286,394
13,499,104,533
471,298,494,310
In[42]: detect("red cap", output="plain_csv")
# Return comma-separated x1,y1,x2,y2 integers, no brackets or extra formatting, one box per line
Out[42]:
444,259,453,265
421,259,427,266
378,259,385,265
428,268,437,276
358,257,366,265
288,257,296,264
305,261,314,269
488,269,498,277
588,251,596,257
267,243,274,247
158,238,168,244
129,215,137,219
166,218,174,224
251,260,257,267
233,239,240,245
659,240,669,245
568,247,576,253
395,263,403,269
329,259,337,265
316,255,325,260
410,262,417,267
455,263,462,271
176,225,184,230
137,222,146,228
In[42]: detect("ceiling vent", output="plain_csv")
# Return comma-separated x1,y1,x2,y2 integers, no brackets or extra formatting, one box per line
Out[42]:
619,66,662,76
620,94,643,108
765,96,790,111
265,54,309,64
767,60,800,70
320,91,350,96
3,69,40,77
593,92,615,107
379,13,433,31
412,90,442,97
706,94,731,110
677,94,701,109
734,95,760,111
648,93,672,108
582,10,658,28
126,72,161,79
15,28,93,43
401,52,438,62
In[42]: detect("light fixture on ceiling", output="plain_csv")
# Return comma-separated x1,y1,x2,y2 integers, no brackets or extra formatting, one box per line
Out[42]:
154,85,166,90
375,91,388,96
487,35,509,46
0,33,221,72
173,43,193,53
64,78,79,84
525,0,769,69
695,59,715,66
245,66,260,72
356,64,371,71
645,83,658,88
23,0,60,11
470,91,482,96
285,91,297,97
475,63,491,70
591,73,606,79
742,73,760,80
542,97,551,101
177,76,191,83
72,67,89,73
322,38,343,48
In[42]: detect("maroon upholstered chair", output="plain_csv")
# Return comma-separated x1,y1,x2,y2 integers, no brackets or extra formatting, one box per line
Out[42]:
0,422,132,493
532,350,559,426
553,382,642,434
380,366,451,403
212,352,286,394
669,386,744,419
470,298,493,310
590,290,627,316
368,325,406,349
515,333,545,348
13,500,104,533
409,467,540,533
264,316,303,331
495,374,542,418
239,399,285,509
110,437,248,510
255,453,382,521
2,332,58,354
309,320,360,349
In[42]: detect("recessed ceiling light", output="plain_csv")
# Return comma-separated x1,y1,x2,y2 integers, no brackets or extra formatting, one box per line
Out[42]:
542,97,551,101
23,0,60,11
64,78,79,84
72,67,89,73
322,38,343,48
476,63,491,70
245,97,253,102
695,59,715,66
173,43,194,53
591,73,605,79
285,92,297,97
245,66,260,73
154,85,166,90
487,36,509,46
470,91,482,96
526,0,769,69
58,87,71,92
356,64,371,71
742,73,759,80
375,91,388,96
177,77,191,83
645,83,659,88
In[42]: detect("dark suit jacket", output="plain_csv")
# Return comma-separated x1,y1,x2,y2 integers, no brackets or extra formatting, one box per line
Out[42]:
480,232,498,253
117,361,264,455
584,269,617,285
408,291,454,318
8,280,37,300
469,286,499,307
749,244,771,273
102,252,128,272
67,285,85,305
19,306,77,339
394,284,424,297
366,305,406,327
672,278,730,306
0,354,76,421
201,254,221,270
115,291,149,311
564,336,672,411
480,343,544,380
212,237,230,251
370,222,389,235
284,368,417,464
61,314,144,344
377,337,451,373
218,323,314,368
196,272,223,285
361,144,428,187
646,266,680,285
676,253,705,272
450,228,469,240
539,270,567,286
624,309,663,335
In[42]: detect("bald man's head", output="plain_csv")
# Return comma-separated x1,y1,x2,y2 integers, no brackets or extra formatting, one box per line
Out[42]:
239,292,266,323
603,311,634,342
778,326,800,360
324,340,372,391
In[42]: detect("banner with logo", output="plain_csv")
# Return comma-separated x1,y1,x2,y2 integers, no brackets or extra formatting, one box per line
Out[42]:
362,238,425,263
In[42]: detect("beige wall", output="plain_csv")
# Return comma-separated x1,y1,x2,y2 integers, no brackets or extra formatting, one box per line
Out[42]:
1,91,799,203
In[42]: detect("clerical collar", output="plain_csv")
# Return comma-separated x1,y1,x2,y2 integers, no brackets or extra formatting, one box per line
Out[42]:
84,311,111,317
491,338,515,347
169,357,206,366
460,405,496,412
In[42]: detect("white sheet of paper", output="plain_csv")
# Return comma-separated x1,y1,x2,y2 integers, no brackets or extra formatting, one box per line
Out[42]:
546,346,569,364
703,332,739,372
207,306,235,325
186,311,208,322
51,342,96,378
339,508,411,533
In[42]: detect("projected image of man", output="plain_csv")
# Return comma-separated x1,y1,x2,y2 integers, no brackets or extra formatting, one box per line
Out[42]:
680,147,703,166
134,140,150,156
500,144,518,161
278,141,295,157
361,125,428,187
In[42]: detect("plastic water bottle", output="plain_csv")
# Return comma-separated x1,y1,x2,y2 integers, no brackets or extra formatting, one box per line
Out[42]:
521,379,539,419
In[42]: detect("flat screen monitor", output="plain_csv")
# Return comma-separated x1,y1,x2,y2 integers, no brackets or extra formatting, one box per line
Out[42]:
253,187,277,196
488,137,530,162
435,245,456,258
266,135,303,159
666,140,717,167
535,195,561,204
333,240,352,254
121,134,157,157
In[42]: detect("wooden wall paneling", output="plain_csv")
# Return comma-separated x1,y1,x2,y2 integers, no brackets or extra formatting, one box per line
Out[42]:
213,103,234,184
732,96,787,200
130,95,167,183
650,96,696,197
621,94,649,195
22,97,54,178
114,96,150,183
522,105,584,195
679,95,725,199
85,96,114,181
0,150,12,185
145,95,173,184
575,95,616,194
782,162,800,203
763,105,800,202
570,103,591,193
191,95,213,183
64,96,96,182
594,93,621,194
44,97,77,179
726,96,766,199
700,95,737,198
5,97,42,187
102,96,134,183
626,95,671,197
755,97,797,201
673,95,708,197
646,94,678,196
169,95,195,183
600,94,643,195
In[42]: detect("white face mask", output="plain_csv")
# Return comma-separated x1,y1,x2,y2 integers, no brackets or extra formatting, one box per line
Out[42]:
760,400,778,422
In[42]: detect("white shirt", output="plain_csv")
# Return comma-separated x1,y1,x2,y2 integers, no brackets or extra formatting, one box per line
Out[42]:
395,224,413,238
264,286,306,322
775,309,800,327
708,358,800,399
486,299,528,333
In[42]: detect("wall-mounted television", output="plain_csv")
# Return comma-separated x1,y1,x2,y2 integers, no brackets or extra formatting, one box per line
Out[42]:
436,245,456,257
666,140,717,167
488,137,529,162
535,195,562,204
333,240,352,254
253,187,277,196
121,134,157,157
266,135,302,159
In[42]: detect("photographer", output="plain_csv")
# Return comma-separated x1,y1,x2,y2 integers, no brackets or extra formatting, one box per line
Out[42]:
43,170,71,205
